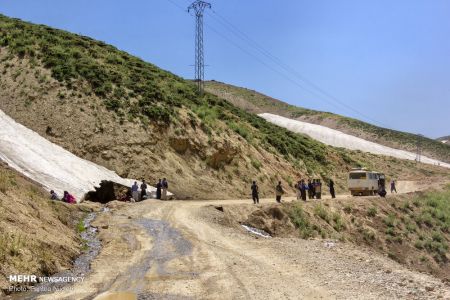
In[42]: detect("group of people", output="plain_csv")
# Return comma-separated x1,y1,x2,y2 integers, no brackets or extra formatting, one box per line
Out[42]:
294,179,335,201
251,178,336,204
50,190,76,204
130,178,169,202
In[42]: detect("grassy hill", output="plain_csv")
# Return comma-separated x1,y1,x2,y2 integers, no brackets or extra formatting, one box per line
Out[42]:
205,81,450,164
438,136,450,145
0,14,447,199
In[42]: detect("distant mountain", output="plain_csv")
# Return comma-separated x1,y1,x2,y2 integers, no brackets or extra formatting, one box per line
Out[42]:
437,136,450,145
205,81,450,163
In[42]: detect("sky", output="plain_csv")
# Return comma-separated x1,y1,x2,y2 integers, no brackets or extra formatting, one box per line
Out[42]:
1,0,449,138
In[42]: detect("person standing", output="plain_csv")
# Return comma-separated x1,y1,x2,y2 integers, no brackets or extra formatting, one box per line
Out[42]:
311,180,317,199
275,181,284,203
156,179,162,200
329,179,336,199
390,180,397,193
140,180,147,201
315,180,322,199
131,181,139,202
251,181,259,204
300,180,307,201
295,180,302,200
162,178,169,200
308,179,314,199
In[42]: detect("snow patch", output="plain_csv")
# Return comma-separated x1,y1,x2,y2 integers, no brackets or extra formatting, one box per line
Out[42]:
0,109,166,201
259,113,450,169
241,224,272,238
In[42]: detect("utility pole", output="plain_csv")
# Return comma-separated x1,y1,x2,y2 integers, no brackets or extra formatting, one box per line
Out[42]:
188,0,211,94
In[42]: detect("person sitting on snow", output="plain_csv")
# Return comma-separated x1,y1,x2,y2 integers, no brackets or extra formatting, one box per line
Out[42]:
63,191,76,204
50,190,60,201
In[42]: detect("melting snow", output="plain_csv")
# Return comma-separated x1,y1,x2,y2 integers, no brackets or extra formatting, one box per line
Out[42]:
241,224,272,238
0,109,163,201
259,113,450,169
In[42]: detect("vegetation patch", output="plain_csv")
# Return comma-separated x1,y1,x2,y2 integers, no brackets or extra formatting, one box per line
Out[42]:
284,185,450,281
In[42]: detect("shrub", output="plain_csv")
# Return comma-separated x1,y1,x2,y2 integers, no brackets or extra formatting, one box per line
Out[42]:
288,204,313,238
362,228,376,243
414,240,424,249
142,105,172,124
250,158,262,170
343,204,353,214
367,207,377,217
314,204,330,223
383,214,397,227
76,219,85,233
332,212,346,232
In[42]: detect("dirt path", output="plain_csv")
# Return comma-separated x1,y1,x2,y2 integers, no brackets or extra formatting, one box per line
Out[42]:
37,184,450,300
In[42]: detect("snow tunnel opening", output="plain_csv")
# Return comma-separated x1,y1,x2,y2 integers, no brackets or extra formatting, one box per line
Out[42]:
84,180,131,203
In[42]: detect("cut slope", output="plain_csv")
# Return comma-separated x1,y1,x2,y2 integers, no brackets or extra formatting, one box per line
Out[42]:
259,113,450,169
205,81,450,163
0,109,151,200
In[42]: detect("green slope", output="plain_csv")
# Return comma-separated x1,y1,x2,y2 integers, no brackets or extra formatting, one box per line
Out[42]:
205,80,450,163
0,14,363,191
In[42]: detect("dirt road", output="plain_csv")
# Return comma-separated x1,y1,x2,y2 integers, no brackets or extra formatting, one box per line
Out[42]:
38,186,449,300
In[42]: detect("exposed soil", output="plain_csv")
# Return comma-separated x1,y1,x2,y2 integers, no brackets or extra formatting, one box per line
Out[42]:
33,181,450,300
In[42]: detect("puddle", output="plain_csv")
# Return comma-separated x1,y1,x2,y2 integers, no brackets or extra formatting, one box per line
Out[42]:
241,224,272,238
137,293,193,300
106,219,195,297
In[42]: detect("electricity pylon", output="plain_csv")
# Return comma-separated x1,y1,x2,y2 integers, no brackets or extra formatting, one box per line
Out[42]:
188,0,211,94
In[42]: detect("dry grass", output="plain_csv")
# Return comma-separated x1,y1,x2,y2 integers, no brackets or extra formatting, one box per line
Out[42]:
0,164,85,293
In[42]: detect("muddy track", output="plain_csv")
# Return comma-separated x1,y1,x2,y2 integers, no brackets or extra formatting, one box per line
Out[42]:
36,188,450,300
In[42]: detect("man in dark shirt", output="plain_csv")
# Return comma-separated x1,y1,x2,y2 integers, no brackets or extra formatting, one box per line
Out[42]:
251,181,259,204
140,180,147,200
156,179,162,200
329,179,336,199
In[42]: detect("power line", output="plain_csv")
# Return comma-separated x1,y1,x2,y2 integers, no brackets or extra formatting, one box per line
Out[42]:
169,0,390,128
166,0,420,161
207,9,391,128
205,24,345,113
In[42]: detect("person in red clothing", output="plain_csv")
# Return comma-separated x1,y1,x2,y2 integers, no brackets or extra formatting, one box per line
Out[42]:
63,191,76,204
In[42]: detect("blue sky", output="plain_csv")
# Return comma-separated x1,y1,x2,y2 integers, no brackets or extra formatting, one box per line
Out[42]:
2,0,449,138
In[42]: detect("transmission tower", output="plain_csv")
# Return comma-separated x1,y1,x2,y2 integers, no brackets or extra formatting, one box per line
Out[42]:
188,0,211,94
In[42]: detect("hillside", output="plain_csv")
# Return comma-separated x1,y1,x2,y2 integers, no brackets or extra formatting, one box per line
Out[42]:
204,81,450,164
438,136,450,145
0,162,89,295
0,14,448,200
210,184,450,283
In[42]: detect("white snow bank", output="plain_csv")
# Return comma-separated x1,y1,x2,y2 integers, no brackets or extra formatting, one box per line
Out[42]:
0,109,170,201
259,113,450,169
